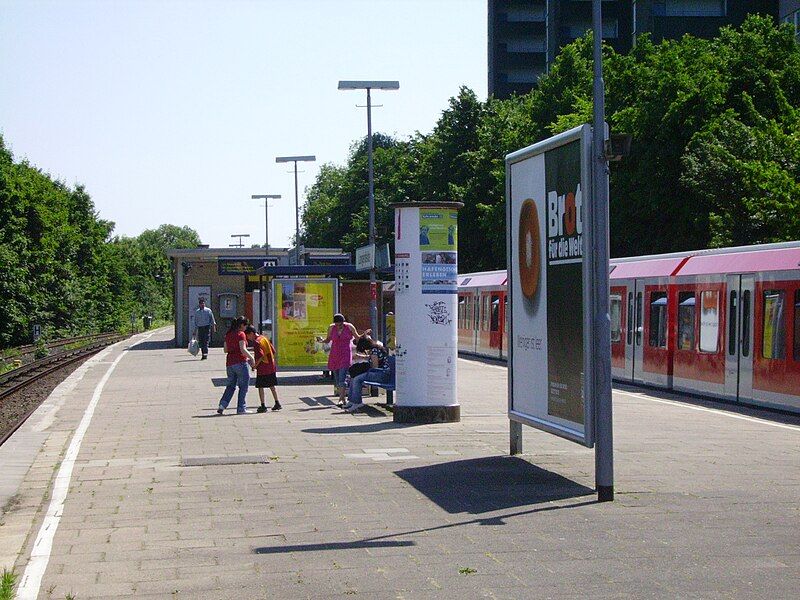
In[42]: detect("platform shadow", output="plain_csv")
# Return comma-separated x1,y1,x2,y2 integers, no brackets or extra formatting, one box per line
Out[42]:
127,338,177,351
254,540,414,554
395,456,593,514
302,420,419,434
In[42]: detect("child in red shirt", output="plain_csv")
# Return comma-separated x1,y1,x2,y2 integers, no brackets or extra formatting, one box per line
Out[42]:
245,326,281,412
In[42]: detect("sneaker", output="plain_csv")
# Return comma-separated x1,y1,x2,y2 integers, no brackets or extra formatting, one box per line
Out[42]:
236,410,248,415
345,403,364,413
257,405,268,413
216,408,223,415
271,403,282,411
201,355,208,360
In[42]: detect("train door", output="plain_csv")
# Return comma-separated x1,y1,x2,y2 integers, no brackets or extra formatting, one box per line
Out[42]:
489,293,503,357
725,274,755,402
631,280,646,382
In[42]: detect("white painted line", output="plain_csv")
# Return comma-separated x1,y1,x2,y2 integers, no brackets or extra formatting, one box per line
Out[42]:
614,390,800,432
16,332,155,600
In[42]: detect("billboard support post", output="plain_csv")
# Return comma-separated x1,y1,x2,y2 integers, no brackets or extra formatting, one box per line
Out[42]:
592,0,614,502
510,420,522,455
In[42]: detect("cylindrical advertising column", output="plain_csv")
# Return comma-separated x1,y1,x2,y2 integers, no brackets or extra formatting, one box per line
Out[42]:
392,202,463,423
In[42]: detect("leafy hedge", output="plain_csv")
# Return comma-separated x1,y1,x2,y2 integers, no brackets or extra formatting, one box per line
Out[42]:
0,137,200,347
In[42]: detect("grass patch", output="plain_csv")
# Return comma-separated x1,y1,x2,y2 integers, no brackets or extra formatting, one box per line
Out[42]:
0,569,17,600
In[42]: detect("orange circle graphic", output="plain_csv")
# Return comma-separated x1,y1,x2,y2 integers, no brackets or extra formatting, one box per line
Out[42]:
518,199,540,300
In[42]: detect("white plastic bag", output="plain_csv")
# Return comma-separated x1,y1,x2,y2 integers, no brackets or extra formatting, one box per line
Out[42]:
188,337,199,356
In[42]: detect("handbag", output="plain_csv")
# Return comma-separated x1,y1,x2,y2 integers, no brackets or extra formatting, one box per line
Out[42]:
188,337,199,356
348,362,370,378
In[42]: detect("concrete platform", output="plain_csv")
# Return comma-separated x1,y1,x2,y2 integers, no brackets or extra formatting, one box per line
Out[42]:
1,327,798,599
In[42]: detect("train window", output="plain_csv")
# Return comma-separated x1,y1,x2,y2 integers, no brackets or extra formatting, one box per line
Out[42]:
699,290,720,353
794,290,800,360
635,292,643,346
490,296,500,332
610,295,622,342
458,296,465,328
678,292,695,351
762,290,786,360
627,292,633,345
741,290,751,357
648,292,668,348
727,291,737,355
504,296,508,333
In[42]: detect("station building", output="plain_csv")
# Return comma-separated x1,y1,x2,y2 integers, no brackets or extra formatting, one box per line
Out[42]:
166,246,353,347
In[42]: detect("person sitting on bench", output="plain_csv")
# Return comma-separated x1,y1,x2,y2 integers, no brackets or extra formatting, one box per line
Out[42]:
344,336,389,413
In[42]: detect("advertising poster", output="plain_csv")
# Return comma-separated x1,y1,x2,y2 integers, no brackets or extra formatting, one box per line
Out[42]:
419,208,458,294
506,124,593,446
419,209,458,251
273,279,337,369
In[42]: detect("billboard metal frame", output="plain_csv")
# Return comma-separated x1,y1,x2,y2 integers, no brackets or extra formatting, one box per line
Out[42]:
505,124,595,447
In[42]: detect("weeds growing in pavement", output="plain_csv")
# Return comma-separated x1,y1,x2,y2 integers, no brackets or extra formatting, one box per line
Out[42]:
0,569,17,600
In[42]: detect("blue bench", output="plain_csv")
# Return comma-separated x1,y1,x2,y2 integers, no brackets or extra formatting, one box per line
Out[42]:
364,355,396,406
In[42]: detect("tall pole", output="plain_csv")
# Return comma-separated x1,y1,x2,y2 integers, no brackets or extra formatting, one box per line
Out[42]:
251,194,281,334
293,160,301,265
592,0,614,502
366,87,378,337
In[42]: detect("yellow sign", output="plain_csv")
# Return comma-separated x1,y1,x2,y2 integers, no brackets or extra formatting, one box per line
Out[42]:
274,279,337,368
385,313,396,350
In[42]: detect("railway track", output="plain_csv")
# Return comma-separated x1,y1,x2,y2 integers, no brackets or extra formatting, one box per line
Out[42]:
0,332,128,446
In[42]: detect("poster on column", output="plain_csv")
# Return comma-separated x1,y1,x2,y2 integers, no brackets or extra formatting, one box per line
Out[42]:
506,124,594,447
419,208,458,294
272,279,338,370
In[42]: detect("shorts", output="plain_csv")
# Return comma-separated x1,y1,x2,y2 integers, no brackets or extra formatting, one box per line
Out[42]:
332,367,348,388
255,373,277,388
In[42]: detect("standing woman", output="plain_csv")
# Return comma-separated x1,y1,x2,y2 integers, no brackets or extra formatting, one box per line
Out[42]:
217,316,255,415
317,314,369,407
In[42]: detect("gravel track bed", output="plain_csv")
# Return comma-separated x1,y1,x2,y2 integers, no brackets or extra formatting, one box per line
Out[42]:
0,355,93,443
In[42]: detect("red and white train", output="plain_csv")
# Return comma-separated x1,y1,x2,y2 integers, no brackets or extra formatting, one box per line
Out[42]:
455,242,800,414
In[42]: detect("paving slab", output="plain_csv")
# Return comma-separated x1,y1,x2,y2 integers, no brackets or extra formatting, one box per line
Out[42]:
0,327,798,598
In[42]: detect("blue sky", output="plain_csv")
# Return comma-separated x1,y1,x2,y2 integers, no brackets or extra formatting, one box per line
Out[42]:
0,0,487,248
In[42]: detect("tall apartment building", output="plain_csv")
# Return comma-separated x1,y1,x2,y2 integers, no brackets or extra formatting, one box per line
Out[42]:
489,1,779,99
781,0,800,40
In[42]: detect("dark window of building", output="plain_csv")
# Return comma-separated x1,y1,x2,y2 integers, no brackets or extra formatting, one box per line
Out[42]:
653,0,726,17
762,290,786,360
649,291,668,348
678,292,696,351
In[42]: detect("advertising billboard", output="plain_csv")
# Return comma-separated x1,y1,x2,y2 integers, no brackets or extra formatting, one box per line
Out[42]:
272,278,338,370
506,124,594,446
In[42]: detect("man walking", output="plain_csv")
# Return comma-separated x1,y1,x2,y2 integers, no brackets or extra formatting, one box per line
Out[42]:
194,297,216,360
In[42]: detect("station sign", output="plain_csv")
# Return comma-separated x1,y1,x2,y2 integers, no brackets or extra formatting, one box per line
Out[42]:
218,257,278,276
375,243,392,270
306,254,351,266
355,244,375,271
506,124,595,447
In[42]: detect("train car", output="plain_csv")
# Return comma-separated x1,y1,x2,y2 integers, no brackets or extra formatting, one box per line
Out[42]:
457,271,507,359
457,242,800,414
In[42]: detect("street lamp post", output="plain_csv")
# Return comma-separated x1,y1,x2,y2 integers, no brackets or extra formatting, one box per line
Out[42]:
337,80,399,337
230,233,250,248
275,155,316,265
251,194,281,336
250,194,281,254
